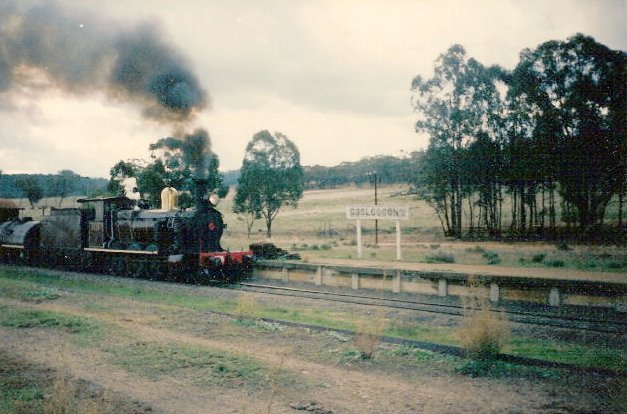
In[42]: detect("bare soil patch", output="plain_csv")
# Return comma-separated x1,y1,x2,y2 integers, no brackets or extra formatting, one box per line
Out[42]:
0,348,152,413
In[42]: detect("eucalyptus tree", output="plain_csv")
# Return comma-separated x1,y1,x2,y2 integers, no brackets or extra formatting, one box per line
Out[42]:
234,130,304,238
108,129,226,208
511,34,626,230
502,90,556,234
465,133,504,236
108,159,142,195
149,129,227,199
16,176,43,208
411,45,506,237
108,158,166,206
52,170,78,207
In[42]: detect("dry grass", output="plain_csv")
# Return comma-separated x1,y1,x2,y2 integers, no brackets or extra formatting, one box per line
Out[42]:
457,278,510,360
353,310,388,360
20,369,109,414
264,350,287,414
38,348,109,414
234,292,258,319
42,373,80,414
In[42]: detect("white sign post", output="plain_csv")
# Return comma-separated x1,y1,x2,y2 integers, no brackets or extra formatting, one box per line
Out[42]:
346,206,409,260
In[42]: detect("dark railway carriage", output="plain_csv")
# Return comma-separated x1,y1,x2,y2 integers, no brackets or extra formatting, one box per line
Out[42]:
0,183,254,283
0,203,38,262
0,216,40,262
39,207,90,268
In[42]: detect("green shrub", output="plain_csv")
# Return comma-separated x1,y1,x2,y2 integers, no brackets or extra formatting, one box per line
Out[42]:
605,261,626,270
465,246,486,254
545,260,565,268
424,252,455,264
482,251,501,265
20,289,61,302
577,260,597,269
532,253,546,263
0,309,87,331
555,242,571,251
456,359,503,377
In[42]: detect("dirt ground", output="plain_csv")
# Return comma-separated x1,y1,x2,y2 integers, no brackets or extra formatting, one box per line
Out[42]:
1,271,625,414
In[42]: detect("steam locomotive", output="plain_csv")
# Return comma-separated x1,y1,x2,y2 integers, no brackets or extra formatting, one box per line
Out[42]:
0,180,254,283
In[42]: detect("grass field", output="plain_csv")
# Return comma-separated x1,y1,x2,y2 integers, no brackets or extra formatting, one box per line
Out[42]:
218,185,627,272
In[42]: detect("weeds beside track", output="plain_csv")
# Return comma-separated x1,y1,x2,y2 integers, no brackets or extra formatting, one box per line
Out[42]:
236,282,627,335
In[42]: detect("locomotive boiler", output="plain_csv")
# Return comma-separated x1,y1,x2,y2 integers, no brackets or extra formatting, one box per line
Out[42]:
0,180,254,283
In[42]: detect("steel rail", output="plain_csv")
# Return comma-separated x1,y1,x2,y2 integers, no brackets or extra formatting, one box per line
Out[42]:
236,282,627,335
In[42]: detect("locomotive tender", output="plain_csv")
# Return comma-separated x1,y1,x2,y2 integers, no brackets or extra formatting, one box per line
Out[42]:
0,180,254,283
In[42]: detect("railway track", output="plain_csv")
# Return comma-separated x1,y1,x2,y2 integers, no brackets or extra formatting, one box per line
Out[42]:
6,263,625,334
236,282,627,335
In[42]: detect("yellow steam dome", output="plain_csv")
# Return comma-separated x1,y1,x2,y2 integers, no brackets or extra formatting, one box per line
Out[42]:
160,187,179,211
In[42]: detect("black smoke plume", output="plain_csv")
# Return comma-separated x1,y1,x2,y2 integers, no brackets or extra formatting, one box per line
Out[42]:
0,0,207,122
150,128,214,179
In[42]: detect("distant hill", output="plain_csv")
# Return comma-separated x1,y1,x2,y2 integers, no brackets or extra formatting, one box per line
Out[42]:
222,169,241,187
0,152,423,198
0,173,108,198
221,153,423,189
303,153,423,189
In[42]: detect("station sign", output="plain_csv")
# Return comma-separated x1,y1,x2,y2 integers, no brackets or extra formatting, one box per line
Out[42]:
345,205,410,261
346,206,409,220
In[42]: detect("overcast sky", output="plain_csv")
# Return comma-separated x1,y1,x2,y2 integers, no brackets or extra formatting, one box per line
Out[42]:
1,0,625,178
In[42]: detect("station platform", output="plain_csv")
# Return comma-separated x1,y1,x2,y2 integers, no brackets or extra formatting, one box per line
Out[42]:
254,257,627,310
309,257,627,286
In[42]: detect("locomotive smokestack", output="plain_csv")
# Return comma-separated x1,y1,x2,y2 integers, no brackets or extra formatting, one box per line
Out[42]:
194,179,209,214
0,0,208,123
151,129,217,214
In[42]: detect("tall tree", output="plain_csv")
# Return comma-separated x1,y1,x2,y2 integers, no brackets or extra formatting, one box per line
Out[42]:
108,160,142,195
52,170,78,207
511,34,626,230
502,91,552,234
233,164,262,238
411,45,505,237
108,130,227,209
16,176,43,208
465,133,504,236
149,129,227,201
234,130,304,238
137,159,169,206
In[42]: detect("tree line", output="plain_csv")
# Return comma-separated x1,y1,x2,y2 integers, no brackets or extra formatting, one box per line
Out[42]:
223,152,423,189
411,34,625,238
303,153,423,189
0,171,107,207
